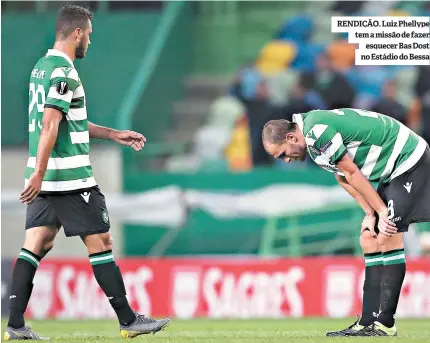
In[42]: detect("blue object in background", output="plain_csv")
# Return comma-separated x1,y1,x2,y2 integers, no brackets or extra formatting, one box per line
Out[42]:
290,43,325,72
275,15,313,43
240,67,263,100
305,90,328,110
345,66,391,99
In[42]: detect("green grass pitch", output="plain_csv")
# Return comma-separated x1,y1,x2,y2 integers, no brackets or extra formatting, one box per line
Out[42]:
2,318,430,342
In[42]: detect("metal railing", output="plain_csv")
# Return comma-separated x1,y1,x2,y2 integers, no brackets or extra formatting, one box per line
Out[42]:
259,203,364,257
259,204,430,257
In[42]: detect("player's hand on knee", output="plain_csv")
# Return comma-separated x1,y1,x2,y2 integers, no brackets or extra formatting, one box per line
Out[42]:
377,209,397,236
361,214,377,237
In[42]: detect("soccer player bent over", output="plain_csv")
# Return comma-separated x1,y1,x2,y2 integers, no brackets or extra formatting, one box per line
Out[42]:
4,5,170,340
262,108,430,337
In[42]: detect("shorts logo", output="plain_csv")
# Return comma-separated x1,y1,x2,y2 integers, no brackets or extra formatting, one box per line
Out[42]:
81,192,90,203
403,182,412,193
102,210,109,224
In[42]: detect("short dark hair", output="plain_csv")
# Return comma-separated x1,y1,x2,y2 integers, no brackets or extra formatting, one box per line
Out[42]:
56,5,93,38
262,119,297,144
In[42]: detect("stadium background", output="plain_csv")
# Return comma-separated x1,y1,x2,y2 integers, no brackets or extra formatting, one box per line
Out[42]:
1,0,430,322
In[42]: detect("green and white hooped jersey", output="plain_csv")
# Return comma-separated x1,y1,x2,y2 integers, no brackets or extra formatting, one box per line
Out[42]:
25,49,97,192
293,108,428,183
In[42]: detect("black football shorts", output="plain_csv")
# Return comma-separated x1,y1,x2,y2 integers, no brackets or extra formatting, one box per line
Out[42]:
375,146,430,233
25,186,110,237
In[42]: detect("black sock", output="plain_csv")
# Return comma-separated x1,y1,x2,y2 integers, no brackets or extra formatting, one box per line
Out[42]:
378,249,406,328
7,249,41,329
89,250,135,326
359,252,383,326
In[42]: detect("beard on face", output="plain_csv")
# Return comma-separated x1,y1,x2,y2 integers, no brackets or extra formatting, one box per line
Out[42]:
293,143,307,161
75,40,86,59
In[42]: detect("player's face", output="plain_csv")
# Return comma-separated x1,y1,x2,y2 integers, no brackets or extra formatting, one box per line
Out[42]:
264,135,307,163
75,21,92,59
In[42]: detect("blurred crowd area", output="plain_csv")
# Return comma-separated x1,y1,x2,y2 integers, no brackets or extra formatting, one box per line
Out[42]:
178,1,430,172
1,0,164,12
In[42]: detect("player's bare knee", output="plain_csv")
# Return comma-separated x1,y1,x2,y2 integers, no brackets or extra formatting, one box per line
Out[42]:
46,240,55,250
82,232,113,254
101,232,113,250
377,232,403,252
23,226,57,257
360,230,374,245
377,233,393,248
360,230,379,253
39,240,55,258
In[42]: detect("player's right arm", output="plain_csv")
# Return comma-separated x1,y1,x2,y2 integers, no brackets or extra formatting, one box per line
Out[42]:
335,174,379,236
20,108,63,204
21,66,77,204
336,153,397,236
33,108,63,177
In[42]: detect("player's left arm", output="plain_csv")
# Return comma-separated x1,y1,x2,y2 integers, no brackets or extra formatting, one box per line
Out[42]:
20,108,63,204
88,122,146,151
88,121,115,140
336,154,397,235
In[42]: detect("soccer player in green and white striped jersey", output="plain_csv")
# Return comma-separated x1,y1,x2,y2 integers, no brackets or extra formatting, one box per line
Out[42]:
262,108,430,337
25,50,94,192
5,5,170,341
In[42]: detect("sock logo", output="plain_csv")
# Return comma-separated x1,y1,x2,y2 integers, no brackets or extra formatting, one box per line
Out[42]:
9,294,16,299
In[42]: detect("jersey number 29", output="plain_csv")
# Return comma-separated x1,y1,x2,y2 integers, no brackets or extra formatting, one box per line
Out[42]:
28,83,45,132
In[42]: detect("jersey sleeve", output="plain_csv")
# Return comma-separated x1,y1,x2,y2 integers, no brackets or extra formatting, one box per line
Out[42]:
305,123,347,164
45,67,80,114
